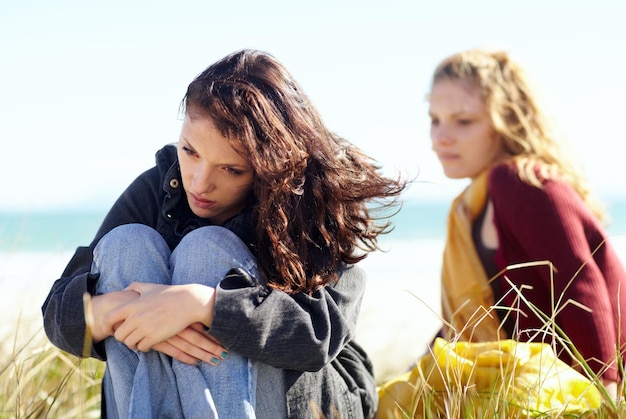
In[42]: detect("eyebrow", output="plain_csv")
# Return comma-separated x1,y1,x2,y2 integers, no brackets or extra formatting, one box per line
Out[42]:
429,110,476,117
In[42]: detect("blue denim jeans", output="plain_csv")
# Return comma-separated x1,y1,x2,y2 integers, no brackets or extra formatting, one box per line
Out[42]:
93,224,285,418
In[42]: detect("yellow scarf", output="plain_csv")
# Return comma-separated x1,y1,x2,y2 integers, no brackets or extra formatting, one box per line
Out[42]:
441,170,505,342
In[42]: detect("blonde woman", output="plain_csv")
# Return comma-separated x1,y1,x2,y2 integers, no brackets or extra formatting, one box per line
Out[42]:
428,49,626,387
377,49,626,418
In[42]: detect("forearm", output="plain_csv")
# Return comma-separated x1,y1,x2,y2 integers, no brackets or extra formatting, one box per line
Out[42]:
42,268,103,359
209,265,365,371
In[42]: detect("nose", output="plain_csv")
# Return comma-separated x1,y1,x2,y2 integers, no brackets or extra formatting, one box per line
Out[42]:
191,165,216,193
430,123,453,148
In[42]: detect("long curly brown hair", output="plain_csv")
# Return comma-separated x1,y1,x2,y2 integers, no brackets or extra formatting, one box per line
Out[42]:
182,49,407,294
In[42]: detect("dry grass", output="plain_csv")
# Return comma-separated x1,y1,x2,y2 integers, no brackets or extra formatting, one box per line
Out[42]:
378,259,626,418
2,258,625,418
0,325,104,418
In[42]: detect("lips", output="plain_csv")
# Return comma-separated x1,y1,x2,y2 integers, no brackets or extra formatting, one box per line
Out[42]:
437,152,459,162
189,193,216,209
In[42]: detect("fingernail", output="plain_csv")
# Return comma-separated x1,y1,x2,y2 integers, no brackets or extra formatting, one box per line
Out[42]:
221,351,229,359
195,360,202,368
210,357,220,365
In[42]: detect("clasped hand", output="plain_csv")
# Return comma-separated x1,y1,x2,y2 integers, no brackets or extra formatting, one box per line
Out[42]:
89,282,227,366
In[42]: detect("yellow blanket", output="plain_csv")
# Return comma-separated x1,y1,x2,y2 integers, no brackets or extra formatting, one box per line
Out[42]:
376,338,603,418
440,170,505,342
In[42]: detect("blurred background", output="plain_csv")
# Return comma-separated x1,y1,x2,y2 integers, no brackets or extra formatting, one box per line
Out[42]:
2,0,625,214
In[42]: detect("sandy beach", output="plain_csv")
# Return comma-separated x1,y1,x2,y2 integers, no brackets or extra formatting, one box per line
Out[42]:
0,278,440,386
1,239,443,385
355,239,443,382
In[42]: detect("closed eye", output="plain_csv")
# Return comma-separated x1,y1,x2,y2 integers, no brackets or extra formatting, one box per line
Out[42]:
181,145,198,157
224,166,245,175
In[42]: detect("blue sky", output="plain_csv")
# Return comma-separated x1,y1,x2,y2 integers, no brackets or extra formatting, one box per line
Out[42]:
2,0,625,211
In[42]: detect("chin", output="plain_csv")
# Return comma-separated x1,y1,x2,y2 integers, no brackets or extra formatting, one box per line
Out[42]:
190,207,212,219
443,171,467,180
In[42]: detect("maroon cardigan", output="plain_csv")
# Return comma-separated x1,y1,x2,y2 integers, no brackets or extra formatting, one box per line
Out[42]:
489,162,626,381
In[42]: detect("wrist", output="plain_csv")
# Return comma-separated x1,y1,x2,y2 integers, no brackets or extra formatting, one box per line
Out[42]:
186,283,216,328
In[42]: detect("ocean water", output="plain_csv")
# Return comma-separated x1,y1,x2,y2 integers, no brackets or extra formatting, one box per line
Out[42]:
1,199,625,252
2,199,624,291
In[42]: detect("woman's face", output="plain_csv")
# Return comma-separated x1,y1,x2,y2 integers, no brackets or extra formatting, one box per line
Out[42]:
178,113,254,224
428,79,505,180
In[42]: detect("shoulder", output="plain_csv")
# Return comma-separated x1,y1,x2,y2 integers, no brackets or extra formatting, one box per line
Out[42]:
155,143,178,169
124,144,179,198
339,263,365,280
488,161,520,186
333,263,366,291
488,160,569,200
488,161,586,222
488,162,536,211
487,161,535,195
150,144,179,185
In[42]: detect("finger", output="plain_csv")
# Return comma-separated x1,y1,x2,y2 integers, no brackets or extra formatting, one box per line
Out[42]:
189,322,207,333
103,294,148,336
152,341,198,365
102,306,129,335
136,337,154,352
113,324,145,351
180,327,227,356
109,309,135,343
189,323,224,346
125,281,148,294
167,333,224,365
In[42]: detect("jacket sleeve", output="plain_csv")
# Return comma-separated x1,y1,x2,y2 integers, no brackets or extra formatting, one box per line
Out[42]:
208,263,366,371
41,166,162,359
489,163,624,378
